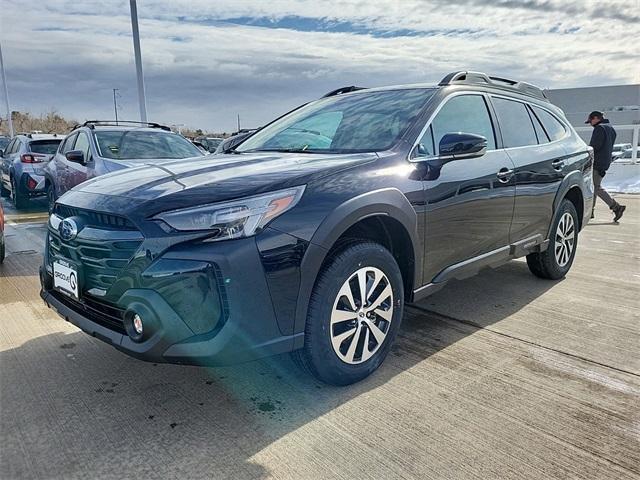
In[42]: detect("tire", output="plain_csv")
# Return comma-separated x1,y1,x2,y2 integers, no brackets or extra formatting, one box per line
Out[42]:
527,199,579,280
10,176,28,210
46,183,56,214
0,181,9,198
293,241,404,385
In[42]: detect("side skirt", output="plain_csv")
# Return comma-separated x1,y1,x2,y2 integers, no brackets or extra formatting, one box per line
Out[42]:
412,234,547,303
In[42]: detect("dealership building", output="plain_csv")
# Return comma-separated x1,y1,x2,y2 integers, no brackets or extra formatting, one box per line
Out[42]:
546,84,640,145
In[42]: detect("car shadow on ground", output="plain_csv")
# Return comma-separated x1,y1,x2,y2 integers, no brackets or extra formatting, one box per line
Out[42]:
1,196,49,216
0,260,560,478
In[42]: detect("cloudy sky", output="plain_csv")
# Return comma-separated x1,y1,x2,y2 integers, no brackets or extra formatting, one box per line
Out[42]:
1,0,638,132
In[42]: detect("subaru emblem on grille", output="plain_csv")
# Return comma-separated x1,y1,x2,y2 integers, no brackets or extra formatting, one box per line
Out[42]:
59,218,79,241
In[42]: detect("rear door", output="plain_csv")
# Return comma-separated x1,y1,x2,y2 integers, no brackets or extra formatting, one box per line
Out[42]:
418,93,516,283
490,96,568,243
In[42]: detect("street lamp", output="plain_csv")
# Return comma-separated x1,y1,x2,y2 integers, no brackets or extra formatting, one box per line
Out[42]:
129,0,148,123
0,42,14,137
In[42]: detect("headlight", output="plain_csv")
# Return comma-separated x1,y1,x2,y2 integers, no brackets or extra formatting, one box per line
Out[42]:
153,185,306,240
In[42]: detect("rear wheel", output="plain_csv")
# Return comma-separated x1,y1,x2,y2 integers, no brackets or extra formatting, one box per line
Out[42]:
293,241,404,385
527,199,578,279
0,181,9,198
10,176,28,210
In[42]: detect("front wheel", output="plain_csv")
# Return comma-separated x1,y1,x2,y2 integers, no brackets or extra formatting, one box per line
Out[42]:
46,183,56,214
293,241,404,385
527,199,579,280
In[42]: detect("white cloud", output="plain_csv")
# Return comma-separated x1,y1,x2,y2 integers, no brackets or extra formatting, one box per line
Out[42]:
1,0,638,132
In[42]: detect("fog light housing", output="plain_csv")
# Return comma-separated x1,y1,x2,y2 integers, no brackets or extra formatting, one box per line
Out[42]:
132,314,143,335
124,308,148,343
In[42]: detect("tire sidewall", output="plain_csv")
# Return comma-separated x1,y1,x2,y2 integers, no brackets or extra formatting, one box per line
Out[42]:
11,177,25,209
305,242,404,385
549,199,579,276
47,184,56,214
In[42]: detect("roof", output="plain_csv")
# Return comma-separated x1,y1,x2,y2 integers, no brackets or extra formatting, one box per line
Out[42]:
16,133,65,140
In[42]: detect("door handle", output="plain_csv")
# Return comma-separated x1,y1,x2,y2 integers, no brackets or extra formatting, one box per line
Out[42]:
552,159,565,170
496,167,514,183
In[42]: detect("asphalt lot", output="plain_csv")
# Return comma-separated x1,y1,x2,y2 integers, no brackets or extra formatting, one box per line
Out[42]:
1,195,639,480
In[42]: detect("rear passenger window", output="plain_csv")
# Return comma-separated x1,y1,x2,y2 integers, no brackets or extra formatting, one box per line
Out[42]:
532,106,566,142
492,97,538,148
430,94,496,151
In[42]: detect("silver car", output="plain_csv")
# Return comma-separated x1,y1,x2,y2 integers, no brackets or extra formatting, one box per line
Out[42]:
1,133,64,209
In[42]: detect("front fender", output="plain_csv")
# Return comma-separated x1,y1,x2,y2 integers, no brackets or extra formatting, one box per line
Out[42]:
292,188,421,342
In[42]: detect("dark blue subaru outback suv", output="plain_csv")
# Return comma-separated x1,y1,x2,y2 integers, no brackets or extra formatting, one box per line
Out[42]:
41,72,594,385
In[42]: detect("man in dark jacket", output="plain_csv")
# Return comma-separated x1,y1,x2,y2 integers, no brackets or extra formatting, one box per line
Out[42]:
586,111,626,222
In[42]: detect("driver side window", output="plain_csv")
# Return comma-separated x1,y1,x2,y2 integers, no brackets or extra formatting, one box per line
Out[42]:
417,94,496,156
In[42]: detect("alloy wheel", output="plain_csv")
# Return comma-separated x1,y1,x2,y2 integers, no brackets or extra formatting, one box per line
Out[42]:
555,212,575,267
330,266,393,364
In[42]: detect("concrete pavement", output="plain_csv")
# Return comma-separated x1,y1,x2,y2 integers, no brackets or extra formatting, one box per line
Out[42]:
0,195,638,479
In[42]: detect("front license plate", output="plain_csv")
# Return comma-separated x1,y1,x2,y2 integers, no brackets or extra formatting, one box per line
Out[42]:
53,260,79,300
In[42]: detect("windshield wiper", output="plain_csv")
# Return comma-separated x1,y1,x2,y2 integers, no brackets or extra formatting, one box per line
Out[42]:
246,148,318,154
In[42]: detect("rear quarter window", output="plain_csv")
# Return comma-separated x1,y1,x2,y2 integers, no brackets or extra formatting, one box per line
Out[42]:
532,106,567,142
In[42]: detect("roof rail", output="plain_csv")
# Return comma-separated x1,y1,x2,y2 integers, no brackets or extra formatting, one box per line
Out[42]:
439,71,548,101
322,86,367,98
71,120,172,131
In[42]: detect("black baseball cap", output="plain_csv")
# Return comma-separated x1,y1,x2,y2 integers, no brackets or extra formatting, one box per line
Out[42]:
585,111,604,123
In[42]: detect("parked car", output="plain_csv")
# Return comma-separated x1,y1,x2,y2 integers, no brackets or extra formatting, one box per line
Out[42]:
191,140,209,154
213,130,255,154
44,121,204,211
41,71,593,385
1,134,64,209
0,135,10,152
616,147,640,162
0,200,4,263
612,143,632,160
194,136,223,153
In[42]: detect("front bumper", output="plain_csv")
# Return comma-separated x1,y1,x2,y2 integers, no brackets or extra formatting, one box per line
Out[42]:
41,234,304,366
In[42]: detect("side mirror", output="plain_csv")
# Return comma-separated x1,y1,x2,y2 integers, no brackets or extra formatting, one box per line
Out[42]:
65,150,86,165
438,132,487,160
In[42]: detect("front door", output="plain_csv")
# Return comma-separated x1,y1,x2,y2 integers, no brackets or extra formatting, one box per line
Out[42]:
63,131,94,191
416,93,516,283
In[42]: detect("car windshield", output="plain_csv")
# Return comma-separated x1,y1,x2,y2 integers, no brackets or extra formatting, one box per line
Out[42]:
236,88,435,154
0,138,9,150
94,130,203,160
29,139,62,154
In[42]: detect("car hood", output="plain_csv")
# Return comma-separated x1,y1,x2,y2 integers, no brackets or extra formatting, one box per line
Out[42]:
61,152,377,216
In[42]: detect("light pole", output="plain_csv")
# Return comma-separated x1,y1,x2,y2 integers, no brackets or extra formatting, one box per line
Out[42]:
0,42,14,137
112,88,119,124
129,0,148,123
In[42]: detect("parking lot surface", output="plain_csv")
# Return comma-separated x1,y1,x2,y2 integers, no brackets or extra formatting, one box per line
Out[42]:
1,196,639,479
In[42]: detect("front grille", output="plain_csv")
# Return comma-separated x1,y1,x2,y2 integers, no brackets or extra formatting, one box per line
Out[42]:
50,290,126,334
48,207,143,292
54,205,137,230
